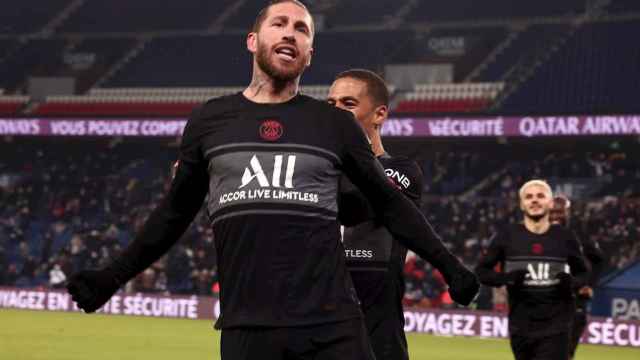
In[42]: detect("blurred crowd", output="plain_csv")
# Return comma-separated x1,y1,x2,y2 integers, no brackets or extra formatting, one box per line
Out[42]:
1,139,639,311
0,139,219,296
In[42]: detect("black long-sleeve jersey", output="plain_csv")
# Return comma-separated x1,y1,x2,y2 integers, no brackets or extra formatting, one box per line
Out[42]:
340,154,423,323
108,93,459,329
580,234,605,287
476,223,588,337
576,234,605,309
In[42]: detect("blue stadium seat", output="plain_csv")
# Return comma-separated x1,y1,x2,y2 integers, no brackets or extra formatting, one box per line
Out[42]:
0,0,68,34
477,24,571,82
104,31,409,87
59,0,233,33
104,35,251,87
0,39,67,91
325,0,408,26
606,0,640,14
304,31,411,84
408,0,585,22
500,20,640,114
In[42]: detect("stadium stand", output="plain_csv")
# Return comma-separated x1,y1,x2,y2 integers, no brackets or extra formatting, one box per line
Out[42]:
89,87,245,98
323,0,407,27
0,1,635,117
304,30,412,84
0,138,211,292
103,35,251,88
408,0,586,22
2,0,640,309
31,86,331,116
395,83,503,113
222,1,270,31
58,0,233,33
67,38,138,91
0,0,69,34
403,27,508,81
500,20,640,114
419,150,503,195
101,31,409,87
2,138,638,299
481,151,640,199
0,39,19,62
474,24,572,82
0,37,136,93
0,39,68,92
605,0,640,13
34,95,201,117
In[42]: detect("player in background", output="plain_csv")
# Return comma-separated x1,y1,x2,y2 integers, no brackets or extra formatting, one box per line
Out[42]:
550,195,605,359
475,180,589,360
66,1,479,359
328,69,422,360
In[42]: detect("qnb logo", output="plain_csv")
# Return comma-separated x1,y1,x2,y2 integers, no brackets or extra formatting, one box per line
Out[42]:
239,155,296,189
384,168,411,189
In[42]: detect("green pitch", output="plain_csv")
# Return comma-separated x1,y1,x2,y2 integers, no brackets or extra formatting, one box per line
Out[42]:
0,309,636,360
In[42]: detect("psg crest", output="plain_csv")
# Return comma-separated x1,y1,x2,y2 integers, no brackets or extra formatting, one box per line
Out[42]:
260,119,283,141
531,243,544,255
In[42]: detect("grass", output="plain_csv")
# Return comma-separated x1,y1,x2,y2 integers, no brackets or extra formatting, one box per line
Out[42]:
0,309,636,360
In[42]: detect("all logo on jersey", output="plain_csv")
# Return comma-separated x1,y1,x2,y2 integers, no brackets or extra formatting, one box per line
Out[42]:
240,155,296,189
259,119,283,141
506,259,569,287
218,154,319,205
527,263,550,281
522,262,566,286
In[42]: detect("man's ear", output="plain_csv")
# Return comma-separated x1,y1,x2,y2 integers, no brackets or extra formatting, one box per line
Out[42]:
247,32,258,54
373,105,388,129
305,47,314,67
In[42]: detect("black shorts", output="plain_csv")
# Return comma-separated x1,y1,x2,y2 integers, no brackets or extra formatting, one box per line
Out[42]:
569,309,588,358
220,318,375,360
366,314,409,360
510,332,569,360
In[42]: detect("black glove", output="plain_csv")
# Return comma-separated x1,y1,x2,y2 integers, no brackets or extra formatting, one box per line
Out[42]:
504,269,528,288
66,268,122,313
555,272,574,298
443,262,480,306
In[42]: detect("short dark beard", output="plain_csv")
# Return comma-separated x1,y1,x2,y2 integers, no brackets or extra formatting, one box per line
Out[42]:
525,212,547,222
256,40,306,82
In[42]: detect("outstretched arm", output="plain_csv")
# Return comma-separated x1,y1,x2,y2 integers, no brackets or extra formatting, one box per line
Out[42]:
581,235,605,286
566,232,589,289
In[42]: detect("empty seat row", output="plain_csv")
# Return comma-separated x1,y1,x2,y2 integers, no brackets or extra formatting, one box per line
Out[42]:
89,87,245,97
412,83,504,99
88,86,333,100
0,95,29,115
